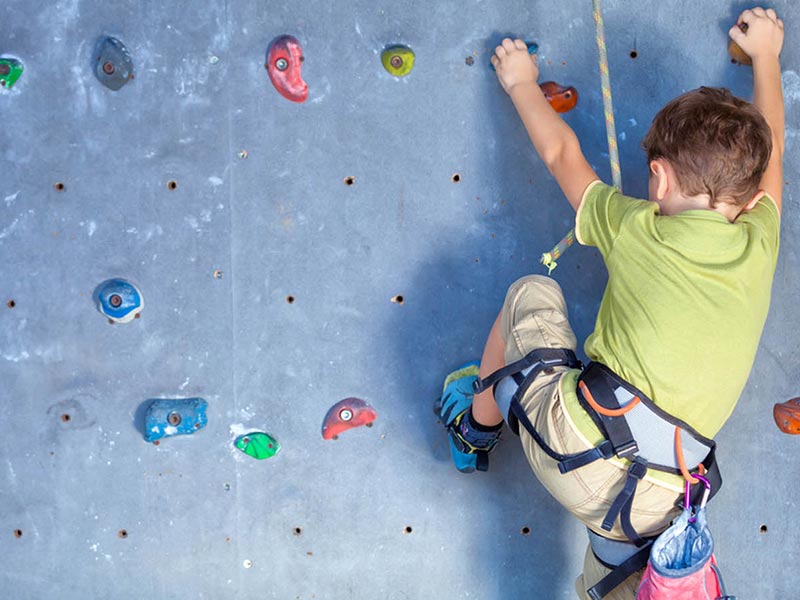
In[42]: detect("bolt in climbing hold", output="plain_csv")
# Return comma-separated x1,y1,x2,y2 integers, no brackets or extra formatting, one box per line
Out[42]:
539,81,579,114
143,398,208,443
266,35,308,103
381,45,415,77
234,431,281,460
95,278,144,323
322,398,377,440
0,58,23,89
93,36,134,91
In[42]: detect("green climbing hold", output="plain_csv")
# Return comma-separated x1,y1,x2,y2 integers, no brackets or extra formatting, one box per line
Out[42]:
235,432,281,460
381,45,415,77
0,58,23,90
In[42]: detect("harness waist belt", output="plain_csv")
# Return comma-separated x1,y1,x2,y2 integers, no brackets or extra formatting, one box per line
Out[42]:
576,362,714,473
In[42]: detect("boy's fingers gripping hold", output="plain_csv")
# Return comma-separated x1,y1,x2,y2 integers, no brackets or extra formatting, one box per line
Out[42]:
501,37,518,53
730,7,784,61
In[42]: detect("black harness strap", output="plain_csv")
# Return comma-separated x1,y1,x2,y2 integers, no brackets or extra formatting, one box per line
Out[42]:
509,392,615,472
587,543,652,600
576,367,639,460
601,457,649,546
472,347,580,394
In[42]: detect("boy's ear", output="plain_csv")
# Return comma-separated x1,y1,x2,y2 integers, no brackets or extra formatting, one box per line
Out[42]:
649,159,670,201
743,190,765,212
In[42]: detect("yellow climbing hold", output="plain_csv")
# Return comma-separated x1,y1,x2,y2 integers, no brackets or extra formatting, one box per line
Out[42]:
381,45,415,77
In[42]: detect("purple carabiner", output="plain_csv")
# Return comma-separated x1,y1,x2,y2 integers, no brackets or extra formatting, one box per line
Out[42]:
686,473,712,522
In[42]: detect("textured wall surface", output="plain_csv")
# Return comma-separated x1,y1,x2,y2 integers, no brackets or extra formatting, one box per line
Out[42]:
1,1,798,598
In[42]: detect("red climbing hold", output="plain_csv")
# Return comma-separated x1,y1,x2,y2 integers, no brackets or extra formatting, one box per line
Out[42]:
266,35,308,103
773,398,800,434
540,81,578,114
322,398,377,440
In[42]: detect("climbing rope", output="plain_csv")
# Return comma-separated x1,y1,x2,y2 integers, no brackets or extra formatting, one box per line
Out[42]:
540,0,622,274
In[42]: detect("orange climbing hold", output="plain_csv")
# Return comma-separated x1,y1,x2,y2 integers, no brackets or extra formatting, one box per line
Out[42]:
540,81,578,113
773,398,800,434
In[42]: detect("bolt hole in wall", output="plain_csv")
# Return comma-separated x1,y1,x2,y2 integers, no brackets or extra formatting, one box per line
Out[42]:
760,524,768,534
391,295,404,305
451,173,461,183
403,526,413,534
13,529,22,538
293,527,302,536
285,295,295,304
521,526,531,536
60,413,71,423
629,49,638,59
7,300,15,308
465,56,474,66
54,182,65,192
343,175,355,186
118,529,128,539
167,180,178,190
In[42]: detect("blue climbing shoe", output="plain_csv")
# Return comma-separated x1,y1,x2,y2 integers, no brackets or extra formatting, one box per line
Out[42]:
437,361,501,473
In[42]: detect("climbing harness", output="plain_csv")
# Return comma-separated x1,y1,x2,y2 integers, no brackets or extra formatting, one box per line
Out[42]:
473,349,722,539
540,0,622,274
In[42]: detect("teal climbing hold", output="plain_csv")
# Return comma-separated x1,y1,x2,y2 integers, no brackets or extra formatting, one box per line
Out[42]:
234,432,281,460
144,398,208,443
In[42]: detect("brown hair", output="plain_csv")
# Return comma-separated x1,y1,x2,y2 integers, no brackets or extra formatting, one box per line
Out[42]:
642,87,772,206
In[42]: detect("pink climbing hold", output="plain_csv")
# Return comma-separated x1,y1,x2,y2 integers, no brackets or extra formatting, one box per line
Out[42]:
321,398,377,440
266,35,308,103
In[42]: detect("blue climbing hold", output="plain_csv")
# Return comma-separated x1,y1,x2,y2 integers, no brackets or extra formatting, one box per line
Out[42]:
95,278,143,323
94,36,134,91
144,398,208,443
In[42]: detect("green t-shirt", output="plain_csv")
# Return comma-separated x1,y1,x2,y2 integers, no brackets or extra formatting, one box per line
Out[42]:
572,181,780,439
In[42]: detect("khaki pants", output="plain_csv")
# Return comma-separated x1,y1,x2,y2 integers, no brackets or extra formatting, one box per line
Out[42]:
499,275,682,600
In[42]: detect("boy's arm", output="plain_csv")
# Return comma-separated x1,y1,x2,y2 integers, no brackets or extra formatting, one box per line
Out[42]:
492,38,598,212
729,7,785,214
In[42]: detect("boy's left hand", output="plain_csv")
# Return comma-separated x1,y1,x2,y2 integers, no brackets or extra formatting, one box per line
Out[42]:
491,38,539,95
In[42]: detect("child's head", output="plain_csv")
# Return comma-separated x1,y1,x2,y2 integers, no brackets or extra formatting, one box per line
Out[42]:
642,87,772,207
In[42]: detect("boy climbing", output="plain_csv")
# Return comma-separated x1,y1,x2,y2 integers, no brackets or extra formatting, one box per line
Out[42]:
437,7,784,599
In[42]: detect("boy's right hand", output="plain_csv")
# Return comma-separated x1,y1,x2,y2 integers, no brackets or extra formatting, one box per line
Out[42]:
729,7,784,62
491,38,539,95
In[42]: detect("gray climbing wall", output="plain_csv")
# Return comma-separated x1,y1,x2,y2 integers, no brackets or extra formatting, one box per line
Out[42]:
1,1,799,598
